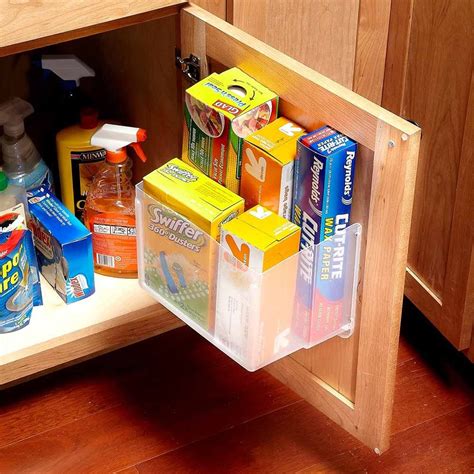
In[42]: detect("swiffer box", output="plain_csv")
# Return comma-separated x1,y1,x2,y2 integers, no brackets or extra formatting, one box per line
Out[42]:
216,205,300,367
182,67,278,193
240,117,305,219
27,187,95,304
292,126,357,342
142,158,244,331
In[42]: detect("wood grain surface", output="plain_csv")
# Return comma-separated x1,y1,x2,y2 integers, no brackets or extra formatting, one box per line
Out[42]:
0,1,185,55
232,0,359,88
1,302,471,472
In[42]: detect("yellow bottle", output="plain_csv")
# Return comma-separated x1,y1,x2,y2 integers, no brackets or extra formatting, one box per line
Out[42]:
56,108,105,219
83,124,147,278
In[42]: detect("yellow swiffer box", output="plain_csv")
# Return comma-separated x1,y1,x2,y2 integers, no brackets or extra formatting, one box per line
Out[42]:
182,68,278,193
142,158,244,331
216,206,300,367
240,117,305,219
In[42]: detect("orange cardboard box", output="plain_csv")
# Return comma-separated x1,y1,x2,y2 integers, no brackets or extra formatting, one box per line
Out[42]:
240,117,305,219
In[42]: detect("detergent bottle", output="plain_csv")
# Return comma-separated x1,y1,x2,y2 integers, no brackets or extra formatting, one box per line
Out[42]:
0,97,54,192
0,171,42,333
83,124,147,278
56,108,106,219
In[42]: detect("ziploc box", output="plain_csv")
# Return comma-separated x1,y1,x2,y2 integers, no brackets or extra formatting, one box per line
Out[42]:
240,117,306,219
27,186,95,304
216,205,300,367
142,158,244,331
182,67,278,193
292,126,357,342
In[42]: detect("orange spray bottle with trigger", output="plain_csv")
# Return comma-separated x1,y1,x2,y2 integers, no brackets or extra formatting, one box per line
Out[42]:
83,124,147,278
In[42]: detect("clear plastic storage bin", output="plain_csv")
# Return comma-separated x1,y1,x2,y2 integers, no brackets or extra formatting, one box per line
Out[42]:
136,183,362,371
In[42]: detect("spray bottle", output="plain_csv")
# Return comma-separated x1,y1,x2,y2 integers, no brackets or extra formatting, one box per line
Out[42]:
83,124,147,278
40,54,95,128
0,97,54,192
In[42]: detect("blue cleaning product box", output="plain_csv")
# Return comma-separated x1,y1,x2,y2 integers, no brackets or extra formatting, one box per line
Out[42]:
292,126,357,342
27,187,95,304
0,210,42,333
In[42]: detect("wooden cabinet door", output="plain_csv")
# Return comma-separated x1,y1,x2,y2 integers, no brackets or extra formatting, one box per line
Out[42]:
180,5,421,452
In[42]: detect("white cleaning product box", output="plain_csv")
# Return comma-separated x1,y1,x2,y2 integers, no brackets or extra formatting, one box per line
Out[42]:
216,206,300,366
28,187,95,304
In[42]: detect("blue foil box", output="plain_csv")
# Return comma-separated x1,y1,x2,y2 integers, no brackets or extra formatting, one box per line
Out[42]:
28,187,95,304
292,126,357,341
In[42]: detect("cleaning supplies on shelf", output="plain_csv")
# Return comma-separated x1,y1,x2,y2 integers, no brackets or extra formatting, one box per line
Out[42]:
292,126,357,343
240,117,306,218
216,205,300,365
40,55,95,128
141,158,244,330
0,171,42,333
28,186,95,304
56,108,106,219
83,124,147,278
182,67,278,193
0,97,54,192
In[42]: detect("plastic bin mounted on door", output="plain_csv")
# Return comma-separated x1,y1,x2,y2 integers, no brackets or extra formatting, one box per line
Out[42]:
136,183,361,371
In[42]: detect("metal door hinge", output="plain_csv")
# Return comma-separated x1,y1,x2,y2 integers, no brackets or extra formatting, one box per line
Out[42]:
175,49,200,83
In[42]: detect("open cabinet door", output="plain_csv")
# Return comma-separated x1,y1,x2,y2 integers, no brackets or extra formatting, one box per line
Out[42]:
180,5,420,452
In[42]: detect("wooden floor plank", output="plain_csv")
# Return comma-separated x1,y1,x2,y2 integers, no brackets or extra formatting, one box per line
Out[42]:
0,301,472,473
0,328,300,473
299,404,474,473
134,401,362,473
393,300,474,434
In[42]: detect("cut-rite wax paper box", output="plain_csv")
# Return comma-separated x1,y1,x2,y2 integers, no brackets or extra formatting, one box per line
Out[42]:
27,186,95,304
292,126,357,343
182,67,278,193
240,117,305,219
142,158,244,331
216,205,300,367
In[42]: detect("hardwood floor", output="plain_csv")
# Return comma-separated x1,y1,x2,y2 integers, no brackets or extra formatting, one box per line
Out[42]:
0,300,473,473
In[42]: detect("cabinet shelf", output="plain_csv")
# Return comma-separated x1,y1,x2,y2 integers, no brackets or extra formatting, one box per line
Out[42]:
0,274,183,388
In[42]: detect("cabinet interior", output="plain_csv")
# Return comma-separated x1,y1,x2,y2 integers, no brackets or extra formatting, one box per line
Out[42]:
0,10,375,403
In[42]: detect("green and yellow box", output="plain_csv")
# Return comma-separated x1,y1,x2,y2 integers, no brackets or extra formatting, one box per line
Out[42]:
142,158,244,331
182,68,278,193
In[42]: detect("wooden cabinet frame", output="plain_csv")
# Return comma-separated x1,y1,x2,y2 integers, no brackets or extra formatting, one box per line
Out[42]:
0,3,420,453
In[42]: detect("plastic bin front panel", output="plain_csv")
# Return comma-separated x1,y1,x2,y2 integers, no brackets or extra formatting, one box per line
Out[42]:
136,183,361,371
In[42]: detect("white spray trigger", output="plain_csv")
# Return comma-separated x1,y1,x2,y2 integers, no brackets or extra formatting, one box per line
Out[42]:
0,97,34,137
41,55,95,86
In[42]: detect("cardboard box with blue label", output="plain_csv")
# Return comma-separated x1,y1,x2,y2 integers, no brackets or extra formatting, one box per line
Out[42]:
292,126,357,342
28,187,95,304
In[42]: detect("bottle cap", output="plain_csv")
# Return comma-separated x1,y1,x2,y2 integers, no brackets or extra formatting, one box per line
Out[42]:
80,107,99,129
0,171,9,191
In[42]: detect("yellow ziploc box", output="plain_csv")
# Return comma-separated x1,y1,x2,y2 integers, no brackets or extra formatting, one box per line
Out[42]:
182,67,278,194
216,205,300,367
240,117,306,219
143,158,244,331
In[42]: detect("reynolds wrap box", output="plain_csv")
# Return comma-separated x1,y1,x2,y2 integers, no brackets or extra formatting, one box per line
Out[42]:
240,117,305,219
182,68,278,193
216,205,300,367
142,158,244,331
292,126,357,342
27,187,95,304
